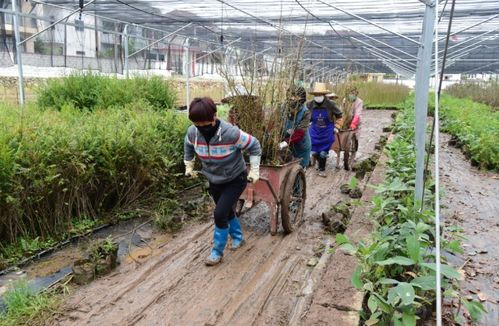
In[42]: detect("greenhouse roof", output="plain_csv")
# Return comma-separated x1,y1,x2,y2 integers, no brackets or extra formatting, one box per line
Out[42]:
12,0,499,75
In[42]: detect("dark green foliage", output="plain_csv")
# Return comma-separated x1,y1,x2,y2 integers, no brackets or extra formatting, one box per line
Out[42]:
0,101,190,252
439,95,499,171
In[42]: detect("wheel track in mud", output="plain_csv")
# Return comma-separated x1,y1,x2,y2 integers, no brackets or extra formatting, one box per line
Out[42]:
54,110,395,326
87,223,214,318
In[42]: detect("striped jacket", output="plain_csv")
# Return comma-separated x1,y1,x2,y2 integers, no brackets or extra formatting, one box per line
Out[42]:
184,119,262,184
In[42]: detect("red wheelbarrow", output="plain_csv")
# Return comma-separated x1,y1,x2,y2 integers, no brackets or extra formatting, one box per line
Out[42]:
236,160,306,235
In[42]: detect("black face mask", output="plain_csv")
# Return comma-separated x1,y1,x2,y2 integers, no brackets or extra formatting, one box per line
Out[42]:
196,120,219,143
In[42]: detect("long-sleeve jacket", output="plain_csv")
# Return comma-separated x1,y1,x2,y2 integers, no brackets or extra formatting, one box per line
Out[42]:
284,105,311,145
306,99,344,129
350,98,363,129
184,119,261,184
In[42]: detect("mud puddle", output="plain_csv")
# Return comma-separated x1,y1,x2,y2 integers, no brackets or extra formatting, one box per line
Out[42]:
0,184,209,314
440,133,499,325
0,218,167,304
46,110,395,326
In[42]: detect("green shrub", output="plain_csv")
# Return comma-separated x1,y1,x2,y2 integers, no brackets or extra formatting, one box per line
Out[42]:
0,101,189,248
36,72,177,111
440,95,499,171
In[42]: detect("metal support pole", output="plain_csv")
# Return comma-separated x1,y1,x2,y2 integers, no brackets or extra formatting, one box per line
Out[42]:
184,38,190,110
123,24,129,77
433,2,442,325
11,0,24,106
414,0,436,205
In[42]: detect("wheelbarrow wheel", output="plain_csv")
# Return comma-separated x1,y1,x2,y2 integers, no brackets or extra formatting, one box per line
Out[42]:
344,134,358,171
281,165,307,233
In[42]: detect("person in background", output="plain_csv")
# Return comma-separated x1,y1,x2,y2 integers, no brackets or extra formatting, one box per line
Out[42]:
346,87,363,139
279,85,312,168
326,92,339,103
184,97,262,266
307,83,344,177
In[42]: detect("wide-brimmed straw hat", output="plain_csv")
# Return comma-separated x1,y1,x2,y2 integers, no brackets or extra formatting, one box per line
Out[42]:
326,92,338,99
309,82,330,95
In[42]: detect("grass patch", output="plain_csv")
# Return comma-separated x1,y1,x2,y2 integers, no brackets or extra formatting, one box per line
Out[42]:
446,81,499,109
0,281,62,326
329,81,410,109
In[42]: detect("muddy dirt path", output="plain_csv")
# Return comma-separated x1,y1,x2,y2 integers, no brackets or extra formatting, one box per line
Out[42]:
52,110,394,326
440,134,499,325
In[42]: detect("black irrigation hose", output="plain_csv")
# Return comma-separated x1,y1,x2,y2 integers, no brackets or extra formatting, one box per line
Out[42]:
0,182,204,276
421,0,456,207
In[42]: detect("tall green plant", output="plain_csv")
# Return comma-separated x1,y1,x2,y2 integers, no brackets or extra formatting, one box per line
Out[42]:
0,101,189,249
37,72,176,111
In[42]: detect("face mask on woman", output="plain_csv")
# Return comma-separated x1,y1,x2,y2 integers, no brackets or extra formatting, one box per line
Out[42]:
314,96,325,103
348,94,357,102
196,121,219,142
196,124,217,134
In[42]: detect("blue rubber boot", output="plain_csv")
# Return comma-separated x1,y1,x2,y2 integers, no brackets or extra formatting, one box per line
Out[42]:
228,217,245,250
205,226,229,266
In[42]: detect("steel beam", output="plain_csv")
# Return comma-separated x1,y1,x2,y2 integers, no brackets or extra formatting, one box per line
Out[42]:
187,38,242,66
184,38,190,109
123,24,129,77
128,23,193,57
329,19,418,60
414,0,436,205
316,0,420,45
213,0,378,73
18,0,96,46
11,0,24,106
351,37,417,71
438,13,499,42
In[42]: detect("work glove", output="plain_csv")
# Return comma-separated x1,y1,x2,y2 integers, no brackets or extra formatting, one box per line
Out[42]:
350,115,360,130
279,141,289,150
247,156,261,183
184,160,198,178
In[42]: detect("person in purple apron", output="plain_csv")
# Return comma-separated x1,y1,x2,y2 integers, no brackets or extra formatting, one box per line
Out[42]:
307,83,344,177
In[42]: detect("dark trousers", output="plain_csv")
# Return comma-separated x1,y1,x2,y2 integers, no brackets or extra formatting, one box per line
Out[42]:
209,171,248,229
